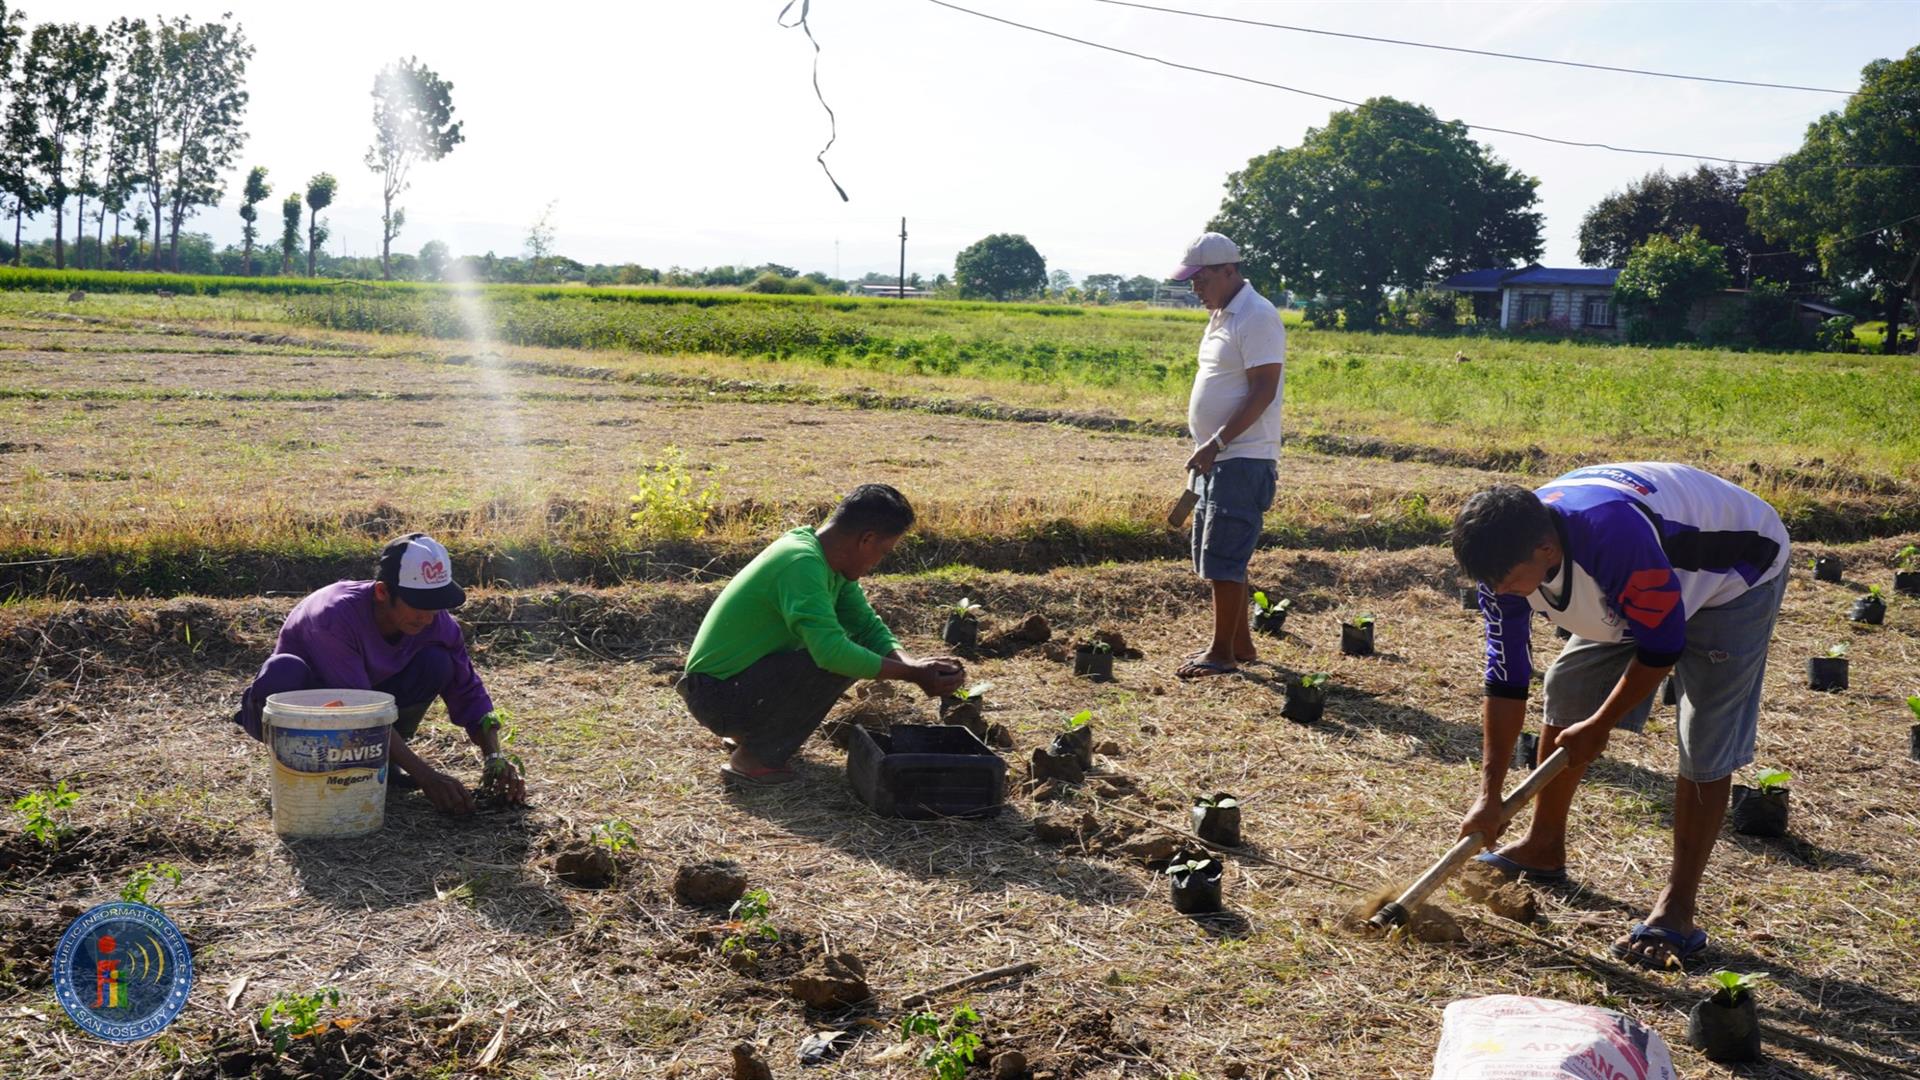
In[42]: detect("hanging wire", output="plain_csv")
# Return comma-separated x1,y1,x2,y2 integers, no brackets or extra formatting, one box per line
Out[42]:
778,0,850,201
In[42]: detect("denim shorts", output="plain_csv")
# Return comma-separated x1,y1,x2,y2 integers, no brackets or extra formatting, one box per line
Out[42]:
1189,457,1276,583
1541,566,1787,782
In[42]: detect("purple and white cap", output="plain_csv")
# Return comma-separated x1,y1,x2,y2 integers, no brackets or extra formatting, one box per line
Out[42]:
1170,232,1241,282
377,533,466,610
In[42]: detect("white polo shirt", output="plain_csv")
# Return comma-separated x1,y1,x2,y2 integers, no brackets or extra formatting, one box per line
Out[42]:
1186,283,1285,463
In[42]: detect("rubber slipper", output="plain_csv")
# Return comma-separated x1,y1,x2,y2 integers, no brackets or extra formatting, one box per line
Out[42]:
1176,660,1240,680
1474,850,1568,883
720,737,739,752
1612,922,1709,970
720,762,799,787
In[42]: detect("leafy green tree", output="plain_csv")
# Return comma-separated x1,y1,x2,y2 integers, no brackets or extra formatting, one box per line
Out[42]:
1613,228,1730,340
237,165,267,275
954,233,1046,300
158,15,252,271
278,190,301,275
0,1,34,265
304,172,335,277
1746,46,1920,354
1047,268,1075,297
418,238,449,281
18,22,110,269
1578,165,1814,284
1211,96,1541,329
365,56,463,281
1120,274,1157,302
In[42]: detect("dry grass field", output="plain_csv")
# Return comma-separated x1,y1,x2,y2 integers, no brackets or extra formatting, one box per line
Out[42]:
2,295,1918,1079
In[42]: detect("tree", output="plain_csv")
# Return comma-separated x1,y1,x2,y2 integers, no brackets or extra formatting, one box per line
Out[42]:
278,190,301,275
1578,165,1814,284
1747,46,1920,354
0,1,33,265
1613,229,1730,340
365,56,462,281
304,173,335,277
1210,96,1541,329
954,233,1046,300
525,200,556,281
1047,268,1075,296
18,22,110,270
1081,272,1122,302
418,239,450,282
238,165,268,275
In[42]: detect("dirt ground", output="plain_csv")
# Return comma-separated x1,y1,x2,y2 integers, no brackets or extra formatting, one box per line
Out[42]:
3,308,1919,1078
2,546,1918,1078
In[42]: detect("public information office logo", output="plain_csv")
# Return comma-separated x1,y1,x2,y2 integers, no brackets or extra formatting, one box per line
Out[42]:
53,902,193,1043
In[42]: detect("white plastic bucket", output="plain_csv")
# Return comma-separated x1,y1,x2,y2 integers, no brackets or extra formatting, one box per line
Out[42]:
263,689,396,839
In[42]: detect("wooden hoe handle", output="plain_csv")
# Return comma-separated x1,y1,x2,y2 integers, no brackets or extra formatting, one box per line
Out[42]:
1370,747,1571,928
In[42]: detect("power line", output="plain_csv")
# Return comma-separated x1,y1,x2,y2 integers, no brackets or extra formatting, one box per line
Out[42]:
920,0,1919,171
1091,0,1855,96
1746,210,1920,261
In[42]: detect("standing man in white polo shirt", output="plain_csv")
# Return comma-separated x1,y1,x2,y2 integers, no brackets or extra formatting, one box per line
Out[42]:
1172,232,1286,679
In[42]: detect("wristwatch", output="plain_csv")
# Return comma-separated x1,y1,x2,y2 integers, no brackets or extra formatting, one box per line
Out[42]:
1210,432,1228,452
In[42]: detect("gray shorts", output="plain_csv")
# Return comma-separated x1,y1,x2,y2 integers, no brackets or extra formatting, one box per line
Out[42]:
1189,457,1276,583
1542,567,1787,783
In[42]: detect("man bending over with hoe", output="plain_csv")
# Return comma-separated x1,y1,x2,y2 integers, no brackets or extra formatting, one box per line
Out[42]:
1451,463,1788,969
679,483,965,785
231,533,526,814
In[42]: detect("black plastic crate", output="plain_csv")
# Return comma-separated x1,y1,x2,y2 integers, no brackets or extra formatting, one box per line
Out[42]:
846,724,1007,820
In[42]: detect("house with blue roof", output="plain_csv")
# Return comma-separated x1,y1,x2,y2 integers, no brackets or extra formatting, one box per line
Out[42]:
1438,264,1623,337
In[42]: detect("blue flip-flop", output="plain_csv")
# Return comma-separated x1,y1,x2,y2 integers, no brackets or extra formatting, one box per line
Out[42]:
1613,922,1709,970
1474,851,1569,884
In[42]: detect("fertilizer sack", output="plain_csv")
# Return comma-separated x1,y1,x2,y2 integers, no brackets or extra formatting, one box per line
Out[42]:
1431,995,1675,1080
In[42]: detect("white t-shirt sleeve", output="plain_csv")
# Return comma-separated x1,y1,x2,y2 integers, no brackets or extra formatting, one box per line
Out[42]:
1235,309,1286,369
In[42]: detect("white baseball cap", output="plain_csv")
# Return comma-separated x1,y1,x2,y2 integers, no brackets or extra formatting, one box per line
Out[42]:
1170,232,1241,282
377,533,466,610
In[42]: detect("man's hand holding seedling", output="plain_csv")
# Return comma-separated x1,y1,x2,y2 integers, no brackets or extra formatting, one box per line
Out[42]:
881,652,966,697
477,710,529,806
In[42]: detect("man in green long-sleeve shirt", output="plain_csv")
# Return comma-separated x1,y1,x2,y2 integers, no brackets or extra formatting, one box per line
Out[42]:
680,484,966,784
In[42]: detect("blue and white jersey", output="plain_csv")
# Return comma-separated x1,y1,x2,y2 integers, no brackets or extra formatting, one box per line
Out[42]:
1481,463,1789,699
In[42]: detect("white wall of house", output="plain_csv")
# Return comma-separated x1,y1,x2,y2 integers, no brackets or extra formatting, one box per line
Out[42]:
1499,286,1620,337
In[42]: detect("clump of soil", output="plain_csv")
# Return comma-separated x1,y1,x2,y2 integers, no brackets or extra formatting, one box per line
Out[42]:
1342,886,1464,943
1029,745,1086,785
981,612,1052,656
0,914,58,991
674,859,749,907
990,1049,1028,1079
1031,810,1100,845
1456,860,1541,923
731,1041,774,1080
789,951,871,1009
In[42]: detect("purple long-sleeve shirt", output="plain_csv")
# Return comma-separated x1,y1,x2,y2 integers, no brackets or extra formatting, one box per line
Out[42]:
274,580,494,734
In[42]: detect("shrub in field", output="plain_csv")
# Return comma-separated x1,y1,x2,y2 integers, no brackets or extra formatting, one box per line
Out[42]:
120,863,182,907
899,1004,983,1080
627,446,722,539
722,888,779,959
260,988,343,1053
13,781,79,849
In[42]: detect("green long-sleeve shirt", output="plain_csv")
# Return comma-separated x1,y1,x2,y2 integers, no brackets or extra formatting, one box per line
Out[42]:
685,527,900,680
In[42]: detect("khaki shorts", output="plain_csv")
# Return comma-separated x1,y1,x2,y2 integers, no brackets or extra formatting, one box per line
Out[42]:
1542,567,1786,783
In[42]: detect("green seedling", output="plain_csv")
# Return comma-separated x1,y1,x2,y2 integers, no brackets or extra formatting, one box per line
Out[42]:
592,819,635,855
1066,709,1092,730
627,446,723,539
1825,642,1849,659
260,988,343,1054
899,1004,983,1080
1706,970,1768,1003
120,862,182,907
1349,614,1375,629
13,780,80,850
1165,857,1216,878
1195,795,1239,809
1868,584,1884,598
722,888,779,958
1906,694,1920,721
949,598,982,619
1751,767,1791,793
1251,591,1290,614
1091,640,1112,655
480,709,525,790
1299,673,1331,689
1898,544,1919,572
949,681,994,702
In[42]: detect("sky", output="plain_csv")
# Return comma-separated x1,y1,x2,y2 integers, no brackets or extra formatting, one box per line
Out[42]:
28,0,1920,282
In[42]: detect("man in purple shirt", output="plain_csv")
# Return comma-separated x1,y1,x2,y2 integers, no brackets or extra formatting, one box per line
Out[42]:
231,533,526,814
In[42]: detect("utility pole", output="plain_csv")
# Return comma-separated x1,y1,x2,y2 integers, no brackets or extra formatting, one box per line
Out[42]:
898,217,907,299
